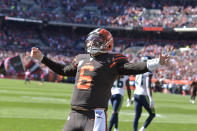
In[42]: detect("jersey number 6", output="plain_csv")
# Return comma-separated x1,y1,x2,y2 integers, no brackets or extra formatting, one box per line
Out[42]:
77,65,94,90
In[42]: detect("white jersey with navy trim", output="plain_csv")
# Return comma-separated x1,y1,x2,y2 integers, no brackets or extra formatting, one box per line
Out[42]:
134,72,152,96
111,76,129,96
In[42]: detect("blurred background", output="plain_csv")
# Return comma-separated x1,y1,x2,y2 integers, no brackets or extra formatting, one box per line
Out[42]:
0,0,197,131
0,0,197,95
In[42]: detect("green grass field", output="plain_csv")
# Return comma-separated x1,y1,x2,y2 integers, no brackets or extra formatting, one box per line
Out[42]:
0,78,197,131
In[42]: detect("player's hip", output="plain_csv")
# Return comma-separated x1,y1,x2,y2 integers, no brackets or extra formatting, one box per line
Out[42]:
63,108,107,131
134,94,149,102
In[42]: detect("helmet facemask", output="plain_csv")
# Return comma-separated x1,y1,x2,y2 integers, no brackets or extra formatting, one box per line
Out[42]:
85,28,114,55
85,33,107,55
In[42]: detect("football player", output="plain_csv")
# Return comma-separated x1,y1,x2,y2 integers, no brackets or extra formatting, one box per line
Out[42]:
0,60,6,76
30,28,170,131
133,56,155,131
108,75,132,131
190,78,197,104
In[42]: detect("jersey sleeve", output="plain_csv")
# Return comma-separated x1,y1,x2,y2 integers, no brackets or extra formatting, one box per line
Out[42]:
110,54,129,68
117,58,149,75
41,56,77,76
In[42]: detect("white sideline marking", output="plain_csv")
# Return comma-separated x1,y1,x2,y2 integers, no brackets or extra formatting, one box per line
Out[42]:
0,89,71,97
21,96,66,102
0,116,197,124
119,111,164,118
0,90,8,92
0,116,66,120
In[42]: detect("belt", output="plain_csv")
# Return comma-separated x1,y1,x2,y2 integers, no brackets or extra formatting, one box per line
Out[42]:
71,106,106,111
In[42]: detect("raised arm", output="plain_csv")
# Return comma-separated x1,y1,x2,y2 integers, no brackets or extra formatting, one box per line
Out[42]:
118,52,170,75
41,56,77,76
118,62,148,75
30,47,77,76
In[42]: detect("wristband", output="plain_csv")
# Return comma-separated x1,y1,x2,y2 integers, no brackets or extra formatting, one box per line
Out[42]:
147,58,160,71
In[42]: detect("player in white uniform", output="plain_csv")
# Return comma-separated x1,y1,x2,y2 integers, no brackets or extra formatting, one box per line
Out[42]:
108,75,132,131
133,56,155,131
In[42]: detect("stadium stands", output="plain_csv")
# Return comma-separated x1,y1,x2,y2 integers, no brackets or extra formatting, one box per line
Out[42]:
0,0,197,95
0,0,196,28
1,24,196,85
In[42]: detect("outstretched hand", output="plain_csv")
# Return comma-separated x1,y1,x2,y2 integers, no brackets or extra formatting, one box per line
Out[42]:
30,47,43,62
149,99,154,109
159,52,170,66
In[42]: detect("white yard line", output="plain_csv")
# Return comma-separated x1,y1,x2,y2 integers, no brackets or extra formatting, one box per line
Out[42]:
0,115,197,124
119,111,164,118
21,96,67,102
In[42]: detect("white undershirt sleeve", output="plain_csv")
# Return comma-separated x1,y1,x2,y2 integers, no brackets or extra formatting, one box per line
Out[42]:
147,58,160,71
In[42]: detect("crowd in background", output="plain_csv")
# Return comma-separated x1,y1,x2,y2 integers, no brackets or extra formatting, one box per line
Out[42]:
127,43,197,95
1,39,197,94
0,0,197,95
127,43,197,81
1,26,197,84
0,0,197,28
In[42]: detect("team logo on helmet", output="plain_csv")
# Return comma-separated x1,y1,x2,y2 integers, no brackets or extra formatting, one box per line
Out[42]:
85,28,114,54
